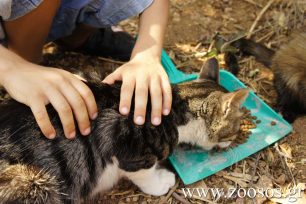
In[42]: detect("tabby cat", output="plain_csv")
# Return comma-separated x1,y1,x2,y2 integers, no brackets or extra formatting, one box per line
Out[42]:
233,33,306,121
0,58,248,203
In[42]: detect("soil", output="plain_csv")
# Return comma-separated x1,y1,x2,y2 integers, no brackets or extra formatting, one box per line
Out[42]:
0,0,305,203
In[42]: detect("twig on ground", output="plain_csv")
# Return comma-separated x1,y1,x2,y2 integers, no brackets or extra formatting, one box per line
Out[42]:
159,180,180,203
106,190,133,196
247,0,276,39
208,38,216,53
250,154,260,187
172,192,192,204
274,143,297,186
223,175,248,188
285,158,296,186
249,154,260,204
256,30,275,42
176,61,194,69
242,0,263,8
98,57,125,65
124,193,151,198
258,82,272,97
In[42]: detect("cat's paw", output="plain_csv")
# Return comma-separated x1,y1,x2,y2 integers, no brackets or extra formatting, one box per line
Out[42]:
140,169,175,196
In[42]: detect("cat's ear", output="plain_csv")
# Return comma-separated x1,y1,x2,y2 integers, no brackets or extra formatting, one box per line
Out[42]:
199,57,220,82
222,89,249,113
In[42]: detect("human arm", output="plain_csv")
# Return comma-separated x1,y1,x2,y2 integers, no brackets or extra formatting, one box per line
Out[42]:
0,45,98,139
1,0,98,139
103,0,172,126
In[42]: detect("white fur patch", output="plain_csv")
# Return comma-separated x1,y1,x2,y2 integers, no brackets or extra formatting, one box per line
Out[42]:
122,164,175,196
91,160,176,197
91,157,120,196
217,141,232,148
178,118,231,150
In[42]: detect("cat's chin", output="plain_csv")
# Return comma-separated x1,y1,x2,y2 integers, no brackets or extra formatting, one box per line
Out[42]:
217,141,232,148
198,141,232,151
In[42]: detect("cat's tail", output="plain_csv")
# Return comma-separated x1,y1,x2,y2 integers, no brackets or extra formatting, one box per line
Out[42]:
0,164,64,204
232,38,275,68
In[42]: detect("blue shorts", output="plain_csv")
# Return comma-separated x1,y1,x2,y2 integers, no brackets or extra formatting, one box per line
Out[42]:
6,0,153,42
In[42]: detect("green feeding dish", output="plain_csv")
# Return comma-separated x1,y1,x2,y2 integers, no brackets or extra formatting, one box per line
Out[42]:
161,49,293,185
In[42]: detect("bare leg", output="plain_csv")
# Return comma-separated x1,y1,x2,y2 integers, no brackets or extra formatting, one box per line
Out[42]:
3,0,61,63
3,0,101,64
56,24,98,49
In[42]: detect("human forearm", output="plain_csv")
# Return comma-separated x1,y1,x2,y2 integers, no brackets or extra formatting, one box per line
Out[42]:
3,0,60,63
131,0,169,61
0,45,97,139
0,46,10,85
0,45,23,86
103,0,171,126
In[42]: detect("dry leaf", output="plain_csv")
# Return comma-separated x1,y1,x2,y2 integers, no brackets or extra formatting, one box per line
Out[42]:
279,143,292,159
274,174,286,185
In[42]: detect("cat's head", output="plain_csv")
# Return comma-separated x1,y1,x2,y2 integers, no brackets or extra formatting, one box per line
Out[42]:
179,58,249,148
199,58,249,146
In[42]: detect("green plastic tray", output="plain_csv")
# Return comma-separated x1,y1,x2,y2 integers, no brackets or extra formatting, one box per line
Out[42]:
161,50,293,185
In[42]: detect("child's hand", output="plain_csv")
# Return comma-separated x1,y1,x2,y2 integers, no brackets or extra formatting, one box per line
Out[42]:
103,56,172,126
1,61,98,139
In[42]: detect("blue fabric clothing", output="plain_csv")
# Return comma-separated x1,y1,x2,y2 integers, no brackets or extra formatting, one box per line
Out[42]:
0,0,153,42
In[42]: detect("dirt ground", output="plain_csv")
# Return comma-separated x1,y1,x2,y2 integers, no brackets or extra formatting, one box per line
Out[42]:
0,0,305,203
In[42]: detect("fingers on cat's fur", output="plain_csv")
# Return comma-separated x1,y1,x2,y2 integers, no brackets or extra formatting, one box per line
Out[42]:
0,164,62,204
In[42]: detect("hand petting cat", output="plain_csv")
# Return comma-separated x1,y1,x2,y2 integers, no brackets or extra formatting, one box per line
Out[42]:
103,53,172,126
103,0,171,126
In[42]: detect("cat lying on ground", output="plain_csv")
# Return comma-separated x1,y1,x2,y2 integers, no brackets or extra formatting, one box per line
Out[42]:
233,33,306,122
0,58,248,204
